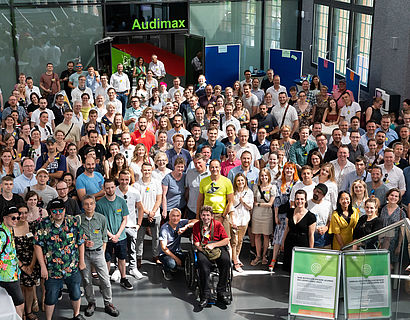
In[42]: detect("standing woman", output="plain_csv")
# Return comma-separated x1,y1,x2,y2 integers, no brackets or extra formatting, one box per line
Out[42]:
278,125,296,159
162,157,187,219
80,93,93,121
313,163,338,210
17,123,31,158
0,149,21,179
108,113,128,145
233,98,250,128
21,129,47,165
310,75,322,95
313,86,329,123
109,153,135,185
265,151,281,182
104,142,120,179
152,152,172,181
27,93,40,118
133,57,147,82
328,191,359,250
204,103,217,127
62,172,79,201
136,78,149,106
157,116,172,136
17,83,28,109
251,168,276,266
294,91,313,127
308,151,323,177
0,115,19,147
101,103,116,132
148,88,164,117
352,198,383,249
215,95,225,116
130,143,154,181
231,173,254,272
270,162,299,271
141,107,158,134
263,93,274,113
65,143,82,177
281,189,316,271
350,179,369,217
184,135,197,159
54,130,68,155
232,81,242,99
150,130,173,159
14,205,40,320
322,98,340,126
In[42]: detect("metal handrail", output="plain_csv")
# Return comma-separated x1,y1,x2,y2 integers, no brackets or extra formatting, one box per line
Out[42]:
341,218,410,250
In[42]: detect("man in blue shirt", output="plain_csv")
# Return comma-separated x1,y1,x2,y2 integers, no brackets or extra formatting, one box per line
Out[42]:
35,137,67,180
159,208,196,280
376,114,398,146
12,158,37,195
197,127,227,160
166,133,192,171
76,157,105,203
228,150,259,189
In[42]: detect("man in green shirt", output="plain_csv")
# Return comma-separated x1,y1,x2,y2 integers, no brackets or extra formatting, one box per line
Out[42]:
288,126,317,169
80,195,119,317
96,180,132,290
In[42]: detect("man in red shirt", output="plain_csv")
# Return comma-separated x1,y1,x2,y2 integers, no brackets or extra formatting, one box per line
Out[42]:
130,116,156,151
193,206,231,307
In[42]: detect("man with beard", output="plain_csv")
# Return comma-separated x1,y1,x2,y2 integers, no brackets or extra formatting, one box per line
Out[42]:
130,116,156,151
167,114,190,144
366,166,389,207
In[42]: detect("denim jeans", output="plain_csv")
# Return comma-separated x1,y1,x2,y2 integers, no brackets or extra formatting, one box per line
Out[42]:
45,270,82,306
159,252,184,272
116,92,128,116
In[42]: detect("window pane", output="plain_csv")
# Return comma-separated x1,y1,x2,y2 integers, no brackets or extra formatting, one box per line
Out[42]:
265,0,281,50
0,9,16,97
336,0,351,3
331,8,350,75
356,0,374,7
312,4,329,64
15,5,103,88
352,13,372,86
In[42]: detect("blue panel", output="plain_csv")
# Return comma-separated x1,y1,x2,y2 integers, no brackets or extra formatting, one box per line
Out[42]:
205,45,240,89
317,57,335,93
269,49,303,93
345,68,360,102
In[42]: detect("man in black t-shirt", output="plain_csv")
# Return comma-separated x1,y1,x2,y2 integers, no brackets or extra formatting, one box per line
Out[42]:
78,129,106,165
60,61,75,98
260,68,274,92
0,176,24,220
53,180,81,216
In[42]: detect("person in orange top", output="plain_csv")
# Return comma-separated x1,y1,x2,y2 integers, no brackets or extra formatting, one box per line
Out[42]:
130,116,156,152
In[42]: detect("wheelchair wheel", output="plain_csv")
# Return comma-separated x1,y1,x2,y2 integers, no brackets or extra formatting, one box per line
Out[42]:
184,248,196,290
227,264,233,301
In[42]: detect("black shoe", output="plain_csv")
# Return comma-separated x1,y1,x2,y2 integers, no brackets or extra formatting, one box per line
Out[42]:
217,293,231,305
162,268,173,281
105,303,120,317
85,302,96,317
199,298,209,308
72,314,85,320
120,278,133,290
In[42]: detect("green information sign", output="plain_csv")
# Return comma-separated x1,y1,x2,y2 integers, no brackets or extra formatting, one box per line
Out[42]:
342,250,391,319
289,248,341,319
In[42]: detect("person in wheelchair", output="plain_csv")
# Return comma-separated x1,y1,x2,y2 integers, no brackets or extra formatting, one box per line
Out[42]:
193,206,231,307
159,208,196,281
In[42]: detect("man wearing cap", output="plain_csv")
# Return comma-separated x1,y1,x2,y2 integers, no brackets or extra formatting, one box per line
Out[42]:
166,114,191,144
79,195,120,317
35,136,67,180
332,79,354,109
13,158,37,196
34,199,86,320
0,206,25,318
198,126,227,160
307,184,333,248
25,168,58,208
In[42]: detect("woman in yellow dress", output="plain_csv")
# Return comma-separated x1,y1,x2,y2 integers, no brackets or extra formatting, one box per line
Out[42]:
328,191,359,250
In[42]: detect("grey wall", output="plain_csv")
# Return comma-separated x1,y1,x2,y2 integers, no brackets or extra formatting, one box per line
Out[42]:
300,0,410,101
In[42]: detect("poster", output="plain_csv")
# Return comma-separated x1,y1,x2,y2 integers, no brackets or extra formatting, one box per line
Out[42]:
343,251,391,319
289,248,341,319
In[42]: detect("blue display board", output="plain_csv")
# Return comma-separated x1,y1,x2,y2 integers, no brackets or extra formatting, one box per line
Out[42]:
205,44,240,89
317,57,335,93
269,49,303,93
345,68,360,102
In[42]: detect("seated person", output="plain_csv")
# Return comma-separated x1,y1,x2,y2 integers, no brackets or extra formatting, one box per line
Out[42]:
193,206,231,307
159,208,196,281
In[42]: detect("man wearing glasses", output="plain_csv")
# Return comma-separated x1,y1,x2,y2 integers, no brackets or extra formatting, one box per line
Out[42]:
34,199,86,320
0,206,25,318
381,148,406,196
12,158,37,196
55,180,81,216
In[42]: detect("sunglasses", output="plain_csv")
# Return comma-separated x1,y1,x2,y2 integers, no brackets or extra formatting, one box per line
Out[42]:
383,173,388,182
9,216,21,221
51,209,64,215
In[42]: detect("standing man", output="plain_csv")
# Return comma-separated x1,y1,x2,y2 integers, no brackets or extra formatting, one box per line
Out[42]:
271,92,299,137
166,133,192,170
55,180,81,216
199,85,216,108
68,63,88,92
119,132,136,165
130,116,156,151
340,92,361,123
60,61,75,99
95,75,113,102
31,96,56,129
96,180,132,290
55,108,81,145
115,170,144,279
288,126,317,169
227,150,260,189
168,77,184,101
0,206,25,318
39,62,60,104
266,75,287,107
332,79,354,109
197,159,234,233
36,136,67,180
347,130,365,163
25,169,58,208
242,84,259,116
2,95,27,126
240,70,252,90
340,156,370,192
25,76,41,104
359,120,377,152
233,128,261,168
78,130,106,165
221,103,241,133
254,104,279,139
50,93,69,126
308,133,337,163
251,78,265,104
110,64,130,116
381,148,406,195
261,68,274,92
198,127,227,160
34,199,85,320
124,96,143,132
330,145,355,190
0,176,24,213
105,88,123,115
76,157,105,202
71,76,94,105
167,114,191,143
148,55,166,80
366,166,389,207
80,195,120,317
12,158,36,195
376,114,398,146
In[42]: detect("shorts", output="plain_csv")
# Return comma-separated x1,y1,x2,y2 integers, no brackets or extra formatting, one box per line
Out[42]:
0,280,24,306
105,239,127,261
44,271,82,306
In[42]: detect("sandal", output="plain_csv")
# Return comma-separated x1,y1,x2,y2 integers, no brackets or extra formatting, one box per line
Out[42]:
26,313,38,320
234,263,243,273
250,257,262,266
32,299,39,313
269,259,276,272
262,257,269,265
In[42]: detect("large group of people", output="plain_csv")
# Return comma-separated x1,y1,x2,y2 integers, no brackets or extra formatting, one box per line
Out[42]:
0,56,410,319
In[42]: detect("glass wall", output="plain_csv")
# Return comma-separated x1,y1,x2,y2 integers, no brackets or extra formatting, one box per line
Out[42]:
0,9,16,98
15,5,103,85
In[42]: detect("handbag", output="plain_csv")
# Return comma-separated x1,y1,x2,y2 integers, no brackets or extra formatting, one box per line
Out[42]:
200,220,222,261
272,104,290,139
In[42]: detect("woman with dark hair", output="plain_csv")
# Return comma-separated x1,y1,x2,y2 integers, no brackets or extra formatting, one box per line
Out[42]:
133,56,147,82
281,189,316,271
81,92,93,121
62,172,78,201
204,103,217,127
136,78,149,106
328,191,360,250
21,129,47,165
0,148,21,178
184,135,197,159
107,113,128,145
17,123,31,157
27,92,40,117
66,143,82,178
2,133,19,160
109,153,135,185
148,87,164,117
309,75,322,94
313,85,330,123
308,150,323,177
0,115,19,147
294,91,313,127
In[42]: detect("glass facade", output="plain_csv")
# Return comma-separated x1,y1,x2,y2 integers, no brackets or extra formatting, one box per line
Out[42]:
331,8,350,75
312,4,329,64
0,9,16,97
352,12,372,86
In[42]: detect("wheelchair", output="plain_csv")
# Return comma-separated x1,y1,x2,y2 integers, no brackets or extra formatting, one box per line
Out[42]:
184,245,233,304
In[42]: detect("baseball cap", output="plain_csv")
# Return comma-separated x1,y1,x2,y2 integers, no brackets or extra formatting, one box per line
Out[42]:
46,137,56,144
4,206,19,216
315,183,328,196
36,168,49,175
47,199,65,211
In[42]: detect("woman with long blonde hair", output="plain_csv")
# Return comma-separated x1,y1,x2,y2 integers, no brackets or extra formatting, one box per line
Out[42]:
108,113,128,145
130,143,154,181
141,107,158,134
313,162,338,209
350,179,369,217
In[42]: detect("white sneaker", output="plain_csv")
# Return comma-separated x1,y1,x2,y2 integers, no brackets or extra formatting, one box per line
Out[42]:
130,268,143,280
110,269,121,283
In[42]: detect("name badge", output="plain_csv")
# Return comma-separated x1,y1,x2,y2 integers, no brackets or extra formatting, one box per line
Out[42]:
116,209,122,214
94,229,100,234
26,232,33,238
67,233,74,238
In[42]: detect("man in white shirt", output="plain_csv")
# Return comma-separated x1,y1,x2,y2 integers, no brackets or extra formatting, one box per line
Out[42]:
95,75,113,102
233,128,261,168
148,55,166,80
168,77,184,101
271,92,299,137
119,132,135,165
330,145,355,189
266,75,287,107
340,92,361,123
240,70,252,90
110,64,130,116
105,88,122,115
251,78,265,104
71,75,94,104
31,97,55,129
242,84,259,116
72,100,84,129
381,148,406,195
25,77,41,104
92,94,107,121
221,102,241,133
290,165,317,206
